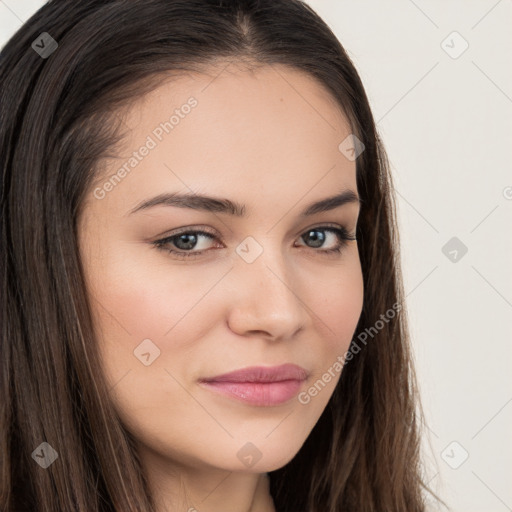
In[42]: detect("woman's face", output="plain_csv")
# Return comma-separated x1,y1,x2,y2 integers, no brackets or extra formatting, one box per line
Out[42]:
78,63,364,476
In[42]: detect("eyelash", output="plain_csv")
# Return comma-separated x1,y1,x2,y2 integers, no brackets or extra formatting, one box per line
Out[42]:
152,225,357,260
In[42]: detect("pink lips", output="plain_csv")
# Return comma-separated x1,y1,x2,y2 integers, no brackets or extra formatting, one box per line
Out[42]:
198,363,308,407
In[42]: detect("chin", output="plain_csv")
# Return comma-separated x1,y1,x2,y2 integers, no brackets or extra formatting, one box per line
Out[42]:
214,439,305,473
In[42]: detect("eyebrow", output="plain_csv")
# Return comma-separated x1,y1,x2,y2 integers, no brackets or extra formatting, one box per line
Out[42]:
128,189,361,217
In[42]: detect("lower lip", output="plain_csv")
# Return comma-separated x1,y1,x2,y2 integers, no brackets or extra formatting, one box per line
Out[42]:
199,380,304,406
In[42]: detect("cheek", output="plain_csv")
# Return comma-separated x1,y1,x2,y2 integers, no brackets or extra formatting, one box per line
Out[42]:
84,237,221,342
295,260,363,412
83,249,217,437
310,258,364,353
82,240,233,405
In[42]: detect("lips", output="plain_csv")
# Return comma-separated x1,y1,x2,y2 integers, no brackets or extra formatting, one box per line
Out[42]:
201,363,309,383
198,364,309,406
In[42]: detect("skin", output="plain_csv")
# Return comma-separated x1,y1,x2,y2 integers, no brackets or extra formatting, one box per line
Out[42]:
78,62,364,512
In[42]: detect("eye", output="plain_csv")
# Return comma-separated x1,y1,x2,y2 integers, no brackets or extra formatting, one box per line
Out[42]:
295,226,356,255
152,229,219,260
152,225,356,260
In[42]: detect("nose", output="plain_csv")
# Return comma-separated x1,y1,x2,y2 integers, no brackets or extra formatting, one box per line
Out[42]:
226,247,308,341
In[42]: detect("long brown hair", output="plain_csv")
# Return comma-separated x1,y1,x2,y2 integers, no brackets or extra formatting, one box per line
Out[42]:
1,0,442,510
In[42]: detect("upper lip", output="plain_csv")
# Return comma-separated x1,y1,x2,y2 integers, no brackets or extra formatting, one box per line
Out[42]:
200,363,309,383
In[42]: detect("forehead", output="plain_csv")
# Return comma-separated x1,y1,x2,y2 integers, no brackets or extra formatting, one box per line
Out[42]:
87,63,358,219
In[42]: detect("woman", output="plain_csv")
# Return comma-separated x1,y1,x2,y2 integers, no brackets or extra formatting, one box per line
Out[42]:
0,0,442,510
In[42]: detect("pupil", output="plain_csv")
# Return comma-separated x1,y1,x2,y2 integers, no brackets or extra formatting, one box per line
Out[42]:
306,229,324,248
176,233,197,250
